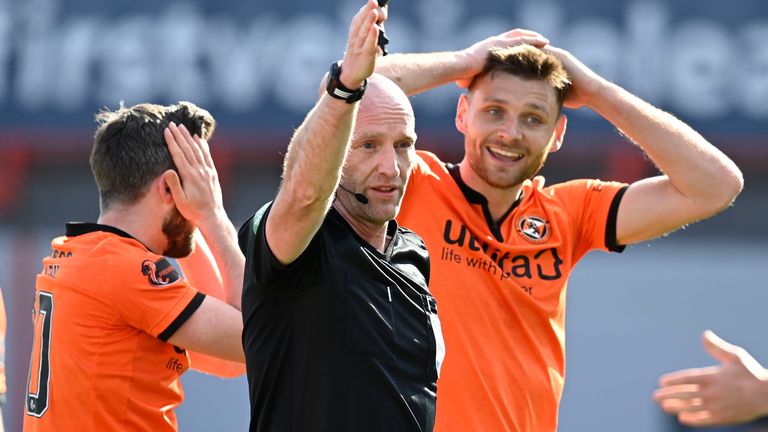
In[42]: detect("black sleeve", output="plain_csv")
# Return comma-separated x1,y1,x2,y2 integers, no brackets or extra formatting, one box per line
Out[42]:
238,202,323,297
605,185,629,253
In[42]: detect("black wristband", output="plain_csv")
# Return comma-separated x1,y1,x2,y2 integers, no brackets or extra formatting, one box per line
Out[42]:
326,61,367,103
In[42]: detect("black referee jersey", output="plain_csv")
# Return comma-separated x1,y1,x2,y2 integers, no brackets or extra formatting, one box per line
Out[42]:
238,204,443,432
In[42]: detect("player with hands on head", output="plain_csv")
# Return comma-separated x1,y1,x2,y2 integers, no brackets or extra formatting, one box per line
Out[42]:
238,1,443,431
373,28,743,432
654,330,768,427
24,102,245,432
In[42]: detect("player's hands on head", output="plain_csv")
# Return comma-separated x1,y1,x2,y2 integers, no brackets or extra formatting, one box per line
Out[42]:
456,28,549,88
653,330,768,427
541,45,607,110
162,122,225,226
339,0,383,90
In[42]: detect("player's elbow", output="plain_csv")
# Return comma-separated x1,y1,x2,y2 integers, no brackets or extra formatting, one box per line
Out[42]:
698,164,744,218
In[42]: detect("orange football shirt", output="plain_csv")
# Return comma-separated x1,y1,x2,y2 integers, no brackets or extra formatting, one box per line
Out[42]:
24,224,205,432
397,151,627,432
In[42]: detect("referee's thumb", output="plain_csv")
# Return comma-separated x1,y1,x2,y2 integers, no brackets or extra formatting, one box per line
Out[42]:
702,330,740,364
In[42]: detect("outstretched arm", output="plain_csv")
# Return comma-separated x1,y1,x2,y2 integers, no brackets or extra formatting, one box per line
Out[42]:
375,29,548,95
654,330,768,427
266,0,382,265
545,46,743,245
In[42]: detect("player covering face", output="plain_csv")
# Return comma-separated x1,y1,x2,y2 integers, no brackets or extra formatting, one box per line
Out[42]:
24,101,246,432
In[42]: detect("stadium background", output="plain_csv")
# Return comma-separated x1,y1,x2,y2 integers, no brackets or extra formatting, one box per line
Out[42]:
1,0,766,430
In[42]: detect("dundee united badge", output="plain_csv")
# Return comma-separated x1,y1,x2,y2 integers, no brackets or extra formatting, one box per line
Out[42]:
516,215,550,244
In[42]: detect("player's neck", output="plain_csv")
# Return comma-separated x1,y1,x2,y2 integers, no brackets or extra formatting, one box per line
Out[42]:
458,161,523,224
97,201,165,255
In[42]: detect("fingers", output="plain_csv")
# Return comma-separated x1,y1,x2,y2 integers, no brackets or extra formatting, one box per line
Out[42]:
171,123,205,167
702,330,741,363
503,28,546,39
353,2,379,52
659,396,705,415
340,0,380,88
658,366,719,387
654,384,702,402
193,135,215,169
166,122,215,171
166,123,197,169
677,410,717,427
514,36,549,48
349,0,377,45
500,29,549,48
490,29,548,50
165,126,193,175
363,9,380,53
375,1,387,24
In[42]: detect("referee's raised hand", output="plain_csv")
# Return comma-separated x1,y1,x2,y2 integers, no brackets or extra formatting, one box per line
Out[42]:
338,0,384,90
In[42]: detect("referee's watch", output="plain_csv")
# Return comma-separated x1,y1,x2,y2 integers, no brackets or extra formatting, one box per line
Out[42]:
326,61,367,104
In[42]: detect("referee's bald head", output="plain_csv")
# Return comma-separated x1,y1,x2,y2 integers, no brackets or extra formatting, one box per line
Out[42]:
354,73,414,130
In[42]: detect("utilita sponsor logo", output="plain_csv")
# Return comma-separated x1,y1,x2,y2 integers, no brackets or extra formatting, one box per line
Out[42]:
442,219,563,281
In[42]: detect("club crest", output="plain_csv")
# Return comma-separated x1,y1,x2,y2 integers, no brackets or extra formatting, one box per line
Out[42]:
516,216,550,243
141,258,180,286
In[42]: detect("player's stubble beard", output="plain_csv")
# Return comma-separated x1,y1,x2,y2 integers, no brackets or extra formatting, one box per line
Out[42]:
162,206,196,258
469,139,551,189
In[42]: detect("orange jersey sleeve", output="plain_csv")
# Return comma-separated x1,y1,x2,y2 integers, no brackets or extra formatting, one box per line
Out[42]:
398,151,628,432
547,178,628,260
109,251,200,339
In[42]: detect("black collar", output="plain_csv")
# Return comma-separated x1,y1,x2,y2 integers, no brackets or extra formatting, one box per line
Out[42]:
65,222,134,238
329,207,399,260
65,222,150,250
446,163,523,242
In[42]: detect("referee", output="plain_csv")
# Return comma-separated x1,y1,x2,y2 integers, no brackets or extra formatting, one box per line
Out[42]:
238,1,443,431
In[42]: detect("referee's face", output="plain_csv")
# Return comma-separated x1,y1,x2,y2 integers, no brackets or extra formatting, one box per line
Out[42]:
338,79,416,227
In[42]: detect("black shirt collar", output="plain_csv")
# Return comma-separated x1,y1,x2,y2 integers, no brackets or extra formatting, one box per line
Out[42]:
65,222,149,249
328,207,399,260
446,163,524,242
